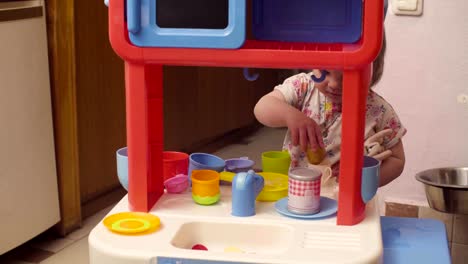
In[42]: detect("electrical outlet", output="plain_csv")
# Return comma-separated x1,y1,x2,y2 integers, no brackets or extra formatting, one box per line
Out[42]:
398,0,418,11
391,0,423,16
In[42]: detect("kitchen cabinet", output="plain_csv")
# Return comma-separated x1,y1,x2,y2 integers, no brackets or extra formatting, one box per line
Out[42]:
0,0,60,253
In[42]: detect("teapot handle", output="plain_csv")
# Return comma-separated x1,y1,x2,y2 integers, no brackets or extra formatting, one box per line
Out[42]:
248,170,264,196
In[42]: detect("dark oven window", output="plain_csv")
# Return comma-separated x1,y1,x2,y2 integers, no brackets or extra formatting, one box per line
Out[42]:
156,0,229,29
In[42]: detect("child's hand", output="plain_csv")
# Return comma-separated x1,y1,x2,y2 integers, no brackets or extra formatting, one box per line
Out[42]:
364,129,393,161
372,149,393,161
286,111,324,152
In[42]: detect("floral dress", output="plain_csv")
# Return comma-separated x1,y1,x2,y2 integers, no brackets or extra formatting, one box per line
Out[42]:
274,72,407,178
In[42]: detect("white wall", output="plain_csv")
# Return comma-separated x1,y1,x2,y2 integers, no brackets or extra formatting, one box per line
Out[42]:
377,1,468,209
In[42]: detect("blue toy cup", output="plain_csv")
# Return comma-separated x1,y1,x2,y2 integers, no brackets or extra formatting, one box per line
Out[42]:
116,147,129,191
361,156,380,203
188,153,226,182
225,157,255,173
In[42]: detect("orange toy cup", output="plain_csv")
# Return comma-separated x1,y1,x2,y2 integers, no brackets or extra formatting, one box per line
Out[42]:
191,170,220,205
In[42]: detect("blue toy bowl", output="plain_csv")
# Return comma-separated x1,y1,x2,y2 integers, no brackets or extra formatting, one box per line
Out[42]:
361,156,380,203
116,147,129,191
188,153,226,180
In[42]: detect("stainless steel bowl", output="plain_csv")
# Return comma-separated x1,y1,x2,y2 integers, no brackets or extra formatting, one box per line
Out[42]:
415,167,468,215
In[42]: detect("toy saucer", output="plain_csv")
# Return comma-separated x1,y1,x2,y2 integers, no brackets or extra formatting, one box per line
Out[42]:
103,212,160,235
275,197,337,219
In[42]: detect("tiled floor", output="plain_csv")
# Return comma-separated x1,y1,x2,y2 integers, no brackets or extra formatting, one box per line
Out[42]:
0,204,116,264
0,127,286,264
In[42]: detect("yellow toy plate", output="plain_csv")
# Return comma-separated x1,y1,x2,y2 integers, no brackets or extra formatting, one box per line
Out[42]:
257,172,288,201
220,171,288,202
103,212,160,235
220,171,236,183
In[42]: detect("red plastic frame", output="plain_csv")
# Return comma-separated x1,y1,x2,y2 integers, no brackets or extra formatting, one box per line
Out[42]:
108,0,383,225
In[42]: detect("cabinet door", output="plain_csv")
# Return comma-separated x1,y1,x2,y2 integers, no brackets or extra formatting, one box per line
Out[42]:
0,1,60,254
74,0,126,206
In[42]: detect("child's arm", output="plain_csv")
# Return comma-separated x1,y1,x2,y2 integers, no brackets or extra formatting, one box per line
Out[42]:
254,90,324,151
378,140,405,186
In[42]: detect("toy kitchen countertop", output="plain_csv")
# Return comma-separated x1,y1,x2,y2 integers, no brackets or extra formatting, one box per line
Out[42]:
89,186,383,264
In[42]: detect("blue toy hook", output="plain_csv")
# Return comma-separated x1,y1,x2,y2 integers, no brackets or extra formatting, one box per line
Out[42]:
311,70,329,83
243,68,259,82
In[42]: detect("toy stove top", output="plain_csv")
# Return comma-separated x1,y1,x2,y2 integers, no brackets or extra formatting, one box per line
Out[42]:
89,186,382,264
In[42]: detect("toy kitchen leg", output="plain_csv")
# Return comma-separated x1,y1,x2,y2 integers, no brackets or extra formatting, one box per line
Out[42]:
337,67,371,225
125,63,164,212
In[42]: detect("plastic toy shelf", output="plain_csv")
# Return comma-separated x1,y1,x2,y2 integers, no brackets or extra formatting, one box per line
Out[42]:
108,0,383,69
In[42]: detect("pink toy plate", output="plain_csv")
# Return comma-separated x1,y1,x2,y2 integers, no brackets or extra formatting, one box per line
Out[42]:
164,174,189,194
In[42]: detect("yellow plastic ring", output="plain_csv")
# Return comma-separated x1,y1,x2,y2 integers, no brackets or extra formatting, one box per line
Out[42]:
111,218,151,233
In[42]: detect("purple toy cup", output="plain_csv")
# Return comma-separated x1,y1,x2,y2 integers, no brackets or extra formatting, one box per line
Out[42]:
225,157,255,173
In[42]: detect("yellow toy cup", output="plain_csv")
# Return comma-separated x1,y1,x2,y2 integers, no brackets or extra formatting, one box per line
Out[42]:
191,170,220,205
261,151,291,175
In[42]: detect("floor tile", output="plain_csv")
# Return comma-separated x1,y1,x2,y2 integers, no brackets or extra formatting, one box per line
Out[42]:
31,237,75,254
40,238,88,264
419,206,454,242
7,246,53,263
66,204,115,241
453,214,468,244
385,202,419,218
0,260,35,264
451,243,468,264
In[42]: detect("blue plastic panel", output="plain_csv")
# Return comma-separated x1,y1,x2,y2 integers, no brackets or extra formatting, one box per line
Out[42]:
253,0,363,43
127,0,246,49
381,217,451,264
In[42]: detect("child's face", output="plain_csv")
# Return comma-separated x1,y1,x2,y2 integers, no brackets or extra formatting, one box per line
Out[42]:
312,69,343,102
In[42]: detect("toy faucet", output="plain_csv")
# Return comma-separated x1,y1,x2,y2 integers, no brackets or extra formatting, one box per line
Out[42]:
231,170,264,217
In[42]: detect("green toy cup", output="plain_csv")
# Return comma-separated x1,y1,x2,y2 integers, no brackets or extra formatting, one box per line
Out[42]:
261,151,291,175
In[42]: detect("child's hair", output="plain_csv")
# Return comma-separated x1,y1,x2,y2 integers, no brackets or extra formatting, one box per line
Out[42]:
370,31,386,87
296,30,386,87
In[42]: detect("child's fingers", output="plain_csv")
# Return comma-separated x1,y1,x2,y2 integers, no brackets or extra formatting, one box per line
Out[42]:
365,129,392,144
290,128,298,146
307,126,318,151
299,128,308,151
373,150,393,161
314,123,325,148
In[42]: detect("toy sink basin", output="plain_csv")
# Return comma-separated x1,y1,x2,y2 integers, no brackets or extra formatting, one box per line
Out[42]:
89,186,383,264
172,221,293,254
416,167,468,215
